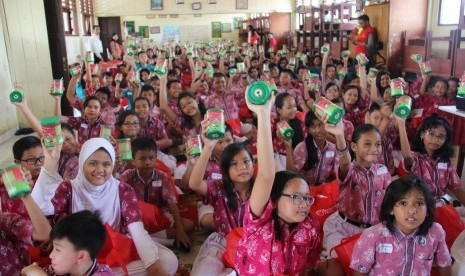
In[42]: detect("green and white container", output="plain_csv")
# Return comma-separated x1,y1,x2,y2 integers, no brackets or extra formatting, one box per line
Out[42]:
1,164,30,199
277,121,294,140
99,125,113,141
51,79,64,96
205,108,225,140
356,53,369,66
9,88,24,103
40,116,64,148
186,134,202,156
390,78,404,98
117,138,133,161
246,81,272,105
395,96,412,118
312,96,344,125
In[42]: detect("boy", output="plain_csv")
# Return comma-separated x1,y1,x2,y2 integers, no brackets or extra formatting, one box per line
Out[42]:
21,210,113,276
119,138,194,250
1,194,51,275
140,84,162,120
101,71,119,108
136,51,155,72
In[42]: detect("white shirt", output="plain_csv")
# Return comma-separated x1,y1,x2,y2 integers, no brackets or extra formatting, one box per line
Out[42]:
89,34,103,57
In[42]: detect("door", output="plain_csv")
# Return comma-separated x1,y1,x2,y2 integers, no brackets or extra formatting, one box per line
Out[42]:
98,17,122,61
43,0,73,116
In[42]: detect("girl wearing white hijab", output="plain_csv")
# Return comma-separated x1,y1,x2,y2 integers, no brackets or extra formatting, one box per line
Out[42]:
32,138,178,276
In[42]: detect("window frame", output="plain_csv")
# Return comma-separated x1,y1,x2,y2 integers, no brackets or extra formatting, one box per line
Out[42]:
81,0,95,36
62,0,79,36
438,0,462,26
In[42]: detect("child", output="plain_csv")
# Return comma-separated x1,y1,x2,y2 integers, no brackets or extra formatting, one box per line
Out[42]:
447,76,459,100
134,97,172,150
289,111,338,186
140,84,162,120
396,114,465,206
119,138,194,249
101,71,119,108
419,77,455,126
272,92,305,171
21,210,113,276
188,124,257,275
204,72,239,121
32,138,178,275
1,194,51,275
342,85,362,128
234,95,320,275
325,82,341,101
277,69,305,111
318,124,392,276
57,96,104,144
350,176,452,275
115,72,139,111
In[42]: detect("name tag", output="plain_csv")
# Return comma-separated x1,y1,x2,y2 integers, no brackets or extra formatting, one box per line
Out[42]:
377,166,388,175
152,180,162,187
379,243,393,254
211,173,222,180
438,162,448,170
434,104,438,109
80,123,88,129
326,151,335,158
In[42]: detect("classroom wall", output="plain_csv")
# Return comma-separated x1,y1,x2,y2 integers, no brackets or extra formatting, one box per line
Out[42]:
427,0,458,58
0,0,53,139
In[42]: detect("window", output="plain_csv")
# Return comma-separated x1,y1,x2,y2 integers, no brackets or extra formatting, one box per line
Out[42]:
81,0,94,36
439,0,461,25
62,0,78,35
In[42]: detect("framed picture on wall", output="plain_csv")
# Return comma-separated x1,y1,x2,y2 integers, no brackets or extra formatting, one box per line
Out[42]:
236,0,247,10
211,22,222,38
151,0,163,10
222,23,232,33
150,26,161,34
233,17,242,29
139,26,149,38
124,21,135,35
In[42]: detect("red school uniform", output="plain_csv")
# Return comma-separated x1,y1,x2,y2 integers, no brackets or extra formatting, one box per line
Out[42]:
204,91,239,120
119,168,178,209
235,200,320,276
0,212,34,276
338,162,392,226
138,116,169,142
58,153,79,181
67,116,104,145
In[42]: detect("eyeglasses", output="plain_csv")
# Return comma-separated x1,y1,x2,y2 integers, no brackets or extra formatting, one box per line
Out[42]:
122,122,139,127
20,156,45,165
425,130,447,141
281,193,315,206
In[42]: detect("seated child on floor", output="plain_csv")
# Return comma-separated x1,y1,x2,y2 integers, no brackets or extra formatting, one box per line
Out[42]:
119,137,194,250
21,210,113,276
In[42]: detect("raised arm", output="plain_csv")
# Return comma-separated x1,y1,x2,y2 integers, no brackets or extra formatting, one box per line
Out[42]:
325,118,350,180
394,112,414,169
12,96,43,136
66,74,80,104
159,74,177,124
248,94,275,217
188,119,218,196
21,195,52,241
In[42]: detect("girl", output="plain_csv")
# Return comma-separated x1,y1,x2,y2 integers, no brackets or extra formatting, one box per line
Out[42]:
419,77,455,126
318,124,392,276
350,176,452,275
273,92,305,171
134,97,172,150
235,94,320,275
32,138,178,276
396,114,465,206
325,82,340,101
188,108,267,275
278,69,306,111
342,85,362,128
288,111,338,186
372,70,390,103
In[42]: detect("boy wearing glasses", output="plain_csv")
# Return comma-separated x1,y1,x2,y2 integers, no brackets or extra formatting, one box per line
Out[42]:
1,136,43,217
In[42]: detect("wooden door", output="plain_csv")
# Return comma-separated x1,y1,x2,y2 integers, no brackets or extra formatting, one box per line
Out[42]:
98,17,122,61
43,0,73,116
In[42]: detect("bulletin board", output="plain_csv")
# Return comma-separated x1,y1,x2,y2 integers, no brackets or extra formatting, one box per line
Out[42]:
179,25,210,42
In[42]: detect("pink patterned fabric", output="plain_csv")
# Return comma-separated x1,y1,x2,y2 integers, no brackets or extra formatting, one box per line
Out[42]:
113,160,134,180
58,153,79,181
293,140,338,185
138,116,168,141
399,152,462,197
337,162,392,225
51,181,141,235
67,116,104,145
229,83,247,107
204,92,239,120
203,180,248,236
204,157,222,181
357,93,371,112
419,94,455,126
120,168,178,208
168,98,182,117
99,106,116,126
44,260,114,276
277,86,304,108
235,200,320,276
350,223,452,275
0,212,33,276
343,107,362,128
174,117,201,137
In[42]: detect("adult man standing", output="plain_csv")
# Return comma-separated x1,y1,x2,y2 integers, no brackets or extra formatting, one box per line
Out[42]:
89,25,104,63
349,15,376,60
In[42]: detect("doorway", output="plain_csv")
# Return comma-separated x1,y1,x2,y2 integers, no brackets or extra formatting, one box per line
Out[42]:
98,17,122,61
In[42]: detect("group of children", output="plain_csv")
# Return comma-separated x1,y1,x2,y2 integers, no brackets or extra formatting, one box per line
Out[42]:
1,34,464,276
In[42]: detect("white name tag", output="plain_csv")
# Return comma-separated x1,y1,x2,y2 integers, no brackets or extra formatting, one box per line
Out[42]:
326,151,335,158
152,180,162,187
379,243,393,254
81,123,88,129
377,166,388,175
438,162,448,170
211,173,223,180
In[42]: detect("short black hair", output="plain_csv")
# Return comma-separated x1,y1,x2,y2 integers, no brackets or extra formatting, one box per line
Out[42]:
50,210,106,260
92,25,100,30
140,84,155,95
95,87,111,101
448,76,460,84
166,79,181,90
131,137,157,156
380,176,435,236
101,71,112,78
358,15,370,22
13,136,41,160
83,96,101,108
133,96,151,107
368,102,381,113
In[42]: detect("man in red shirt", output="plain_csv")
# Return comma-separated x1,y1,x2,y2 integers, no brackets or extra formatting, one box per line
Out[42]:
350,15,375,60
268,33,277,52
